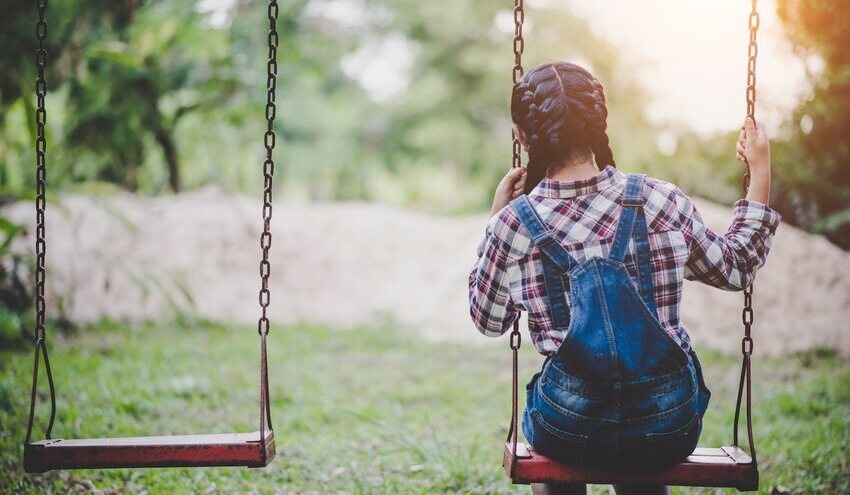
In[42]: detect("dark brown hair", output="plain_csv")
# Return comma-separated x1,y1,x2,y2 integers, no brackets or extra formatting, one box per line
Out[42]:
511,62,615,194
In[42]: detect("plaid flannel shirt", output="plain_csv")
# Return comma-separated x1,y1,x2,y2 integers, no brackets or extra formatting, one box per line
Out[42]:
468,166,781,354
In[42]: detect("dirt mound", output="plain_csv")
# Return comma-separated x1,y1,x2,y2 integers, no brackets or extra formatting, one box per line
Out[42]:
4,189,848,356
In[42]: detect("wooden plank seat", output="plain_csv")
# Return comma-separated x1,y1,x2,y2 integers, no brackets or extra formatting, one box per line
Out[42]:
504,442,758,491
24,430,275,473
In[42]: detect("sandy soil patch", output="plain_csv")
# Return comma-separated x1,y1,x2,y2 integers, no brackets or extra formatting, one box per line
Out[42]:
4,189,848,356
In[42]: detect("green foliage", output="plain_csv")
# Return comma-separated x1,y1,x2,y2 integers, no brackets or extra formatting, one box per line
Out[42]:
773,0,850,248
335,0,658,212
0,0,656,214
0,215,32,348
1,0,848,243
0,0,151,194
0,322,848,493
63,0,242,192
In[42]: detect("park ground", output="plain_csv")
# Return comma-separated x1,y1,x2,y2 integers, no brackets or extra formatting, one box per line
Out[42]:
0,321,847,494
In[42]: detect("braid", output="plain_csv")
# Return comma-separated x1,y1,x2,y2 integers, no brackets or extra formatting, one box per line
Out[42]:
587,83,616,168
513,79,556,194
511,62,617,193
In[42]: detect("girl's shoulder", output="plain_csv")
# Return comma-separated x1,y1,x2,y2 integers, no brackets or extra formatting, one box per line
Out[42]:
486,201,536,261
635,174,697,233
485,172,699,260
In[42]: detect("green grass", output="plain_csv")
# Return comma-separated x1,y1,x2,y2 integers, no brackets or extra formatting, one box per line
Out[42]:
0,321,847,494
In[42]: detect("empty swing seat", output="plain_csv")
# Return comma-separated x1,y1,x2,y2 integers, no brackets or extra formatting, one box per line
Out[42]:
504,442,758,491
24,430,274,473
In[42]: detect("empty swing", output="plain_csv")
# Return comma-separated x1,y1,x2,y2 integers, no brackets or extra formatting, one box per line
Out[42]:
23,0,281,473
501,0,761,491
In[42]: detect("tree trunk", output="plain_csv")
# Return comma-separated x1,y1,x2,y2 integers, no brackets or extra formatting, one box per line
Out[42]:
154,127,181,193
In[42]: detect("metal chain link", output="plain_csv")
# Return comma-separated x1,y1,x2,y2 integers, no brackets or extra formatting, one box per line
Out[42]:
743,0,759,193
734,0,759,464
34,0,48,342
506,0,525,476
26,0,58,447
255,0,279,459
511,0,525,171
257,0,278,337
508,0,525,352
742,0,759,358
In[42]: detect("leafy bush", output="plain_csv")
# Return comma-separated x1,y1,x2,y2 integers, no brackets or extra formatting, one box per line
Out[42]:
0,214,33,347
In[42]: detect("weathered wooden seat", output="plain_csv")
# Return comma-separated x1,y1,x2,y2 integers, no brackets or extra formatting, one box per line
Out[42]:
24,430,274,473
504,442,758,491
21,0,282,477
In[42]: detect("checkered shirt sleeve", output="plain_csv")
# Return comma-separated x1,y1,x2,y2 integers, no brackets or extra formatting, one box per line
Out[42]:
468,213,522,337
683,198,782,290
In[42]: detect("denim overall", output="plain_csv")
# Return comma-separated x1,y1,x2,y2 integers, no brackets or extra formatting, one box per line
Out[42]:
513,174,711,473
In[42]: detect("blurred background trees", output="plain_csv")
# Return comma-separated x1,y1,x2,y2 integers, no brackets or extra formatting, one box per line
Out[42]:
773,0,850,246
0,0,847,246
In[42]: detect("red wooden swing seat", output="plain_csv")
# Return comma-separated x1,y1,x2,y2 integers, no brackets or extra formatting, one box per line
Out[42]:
504,442,758,491
23,0,281,475
24,430,275,473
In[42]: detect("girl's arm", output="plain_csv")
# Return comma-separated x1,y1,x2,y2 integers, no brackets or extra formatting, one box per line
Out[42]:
682,198,780,291
468,215,519,336
736,117,771,205
684,118,781,290
468,167,527,335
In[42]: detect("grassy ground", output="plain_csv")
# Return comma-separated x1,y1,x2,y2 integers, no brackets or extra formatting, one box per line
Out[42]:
0,321,847,494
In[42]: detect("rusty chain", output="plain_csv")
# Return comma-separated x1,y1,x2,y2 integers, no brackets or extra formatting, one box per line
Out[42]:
256,0,279,456
742,0,759,385
742,0,759,364
257,0,278,337
35,0,48,343
508,0,524,356
26,0,58,446
734,0,759,464
506,0,525,476
508,1,524,349
511,0,525,171
743,0,760,192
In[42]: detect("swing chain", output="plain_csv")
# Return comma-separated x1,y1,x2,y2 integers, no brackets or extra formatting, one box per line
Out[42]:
257,0,279,337
511,0,525,170
505,0,525,476
255,0,279,459
25,0,58,447
743,0,759,191
508,0,524,357
743,0,759,310
35,0,48,342
742,267,754,363
742,0,758,366
734,0,759,465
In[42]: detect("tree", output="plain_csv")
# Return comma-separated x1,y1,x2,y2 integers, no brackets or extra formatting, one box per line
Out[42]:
0,0,141,193
775,0,850,248
344,0,657,212
64,0,239,192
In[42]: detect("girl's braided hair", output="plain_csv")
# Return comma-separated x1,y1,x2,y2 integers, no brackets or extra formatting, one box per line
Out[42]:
511,62,615,194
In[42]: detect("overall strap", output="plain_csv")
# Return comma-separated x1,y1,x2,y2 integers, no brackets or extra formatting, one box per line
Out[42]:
608,174,658,317
511,196,576,330
511,196,577,271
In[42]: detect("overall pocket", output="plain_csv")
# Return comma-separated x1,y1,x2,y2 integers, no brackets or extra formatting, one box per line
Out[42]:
643,413,701,468
690,349,712,417
526,369,543,407
521,366,545,444
528,409,589,467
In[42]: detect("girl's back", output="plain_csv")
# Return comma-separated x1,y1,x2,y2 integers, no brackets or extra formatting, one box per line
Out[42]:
469,165,780,356
467,61,779,494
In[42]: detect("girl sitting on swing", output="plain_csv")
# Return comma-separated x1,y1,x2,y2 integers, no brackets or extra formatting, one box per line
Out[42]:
468,62,780,495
